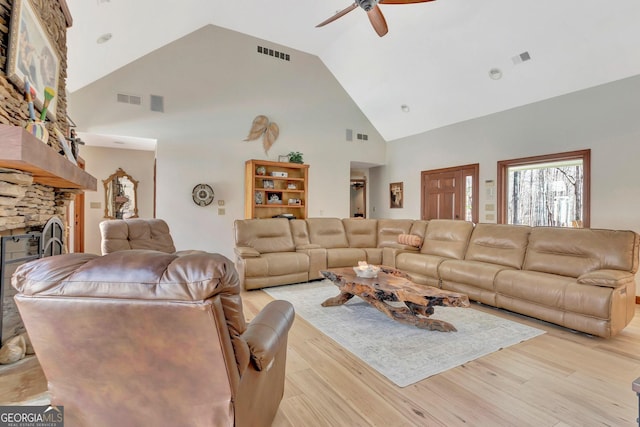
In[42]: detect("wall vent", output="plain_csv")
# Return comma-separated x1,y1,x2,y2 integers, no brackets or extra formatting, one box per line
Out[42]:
116,93,142,105
346,129,353,141
150,95,164,113
257,45,291,62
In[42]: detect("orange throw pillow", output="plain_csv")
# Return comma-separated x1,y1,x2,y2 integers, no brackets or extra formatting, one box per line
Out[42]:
397,234,422,248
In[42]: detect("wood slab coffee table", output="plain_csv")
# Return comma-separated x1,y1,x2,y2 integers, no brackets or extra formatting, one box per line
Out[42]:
320,266,470,332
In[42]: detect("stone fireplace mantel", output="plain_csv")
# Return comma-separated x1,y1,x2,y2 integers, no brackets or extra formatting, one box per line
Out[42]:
0,125,96,191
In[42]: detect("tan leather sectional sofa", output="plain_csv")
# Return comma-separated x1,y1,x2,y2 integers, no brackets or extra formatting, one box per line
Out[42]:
233,217,639,337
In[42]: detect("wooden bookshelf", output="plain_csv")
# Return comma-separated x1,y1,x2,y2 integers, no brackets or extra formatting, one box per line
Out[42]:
245,159,309,219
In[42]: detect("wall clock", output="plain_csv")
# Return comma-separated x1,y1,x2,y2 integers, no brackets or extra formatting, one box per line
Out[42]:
192,183,215,207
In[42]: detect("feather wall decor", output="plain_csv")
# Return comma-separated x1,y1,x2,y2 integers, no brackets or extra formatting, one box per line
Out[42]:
244,115,280,154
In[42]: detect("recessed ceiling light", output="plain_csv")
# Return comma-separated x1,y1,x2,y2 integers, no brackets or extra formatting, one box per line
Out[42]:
96,33,112,44
488,68,502,80
400,105,410,113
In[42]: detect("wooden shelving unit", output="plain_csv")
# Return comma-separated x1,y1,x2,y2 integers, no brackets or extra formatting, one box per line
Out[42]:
245,159,309,219
0,125,97,190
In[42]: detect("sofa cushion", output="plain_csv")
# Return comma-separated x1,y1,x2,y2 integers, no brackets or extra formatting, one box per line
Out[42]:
243,252,309,278
342,218,378,248
524,227,640,278
289,219,311,247
307,218,349,248
439,259,512,291
327,248,368,268
396,252,447,282
100,219,176,254
465,223,530,269
420,219,474,259
234,219,295,254
377,219,414,247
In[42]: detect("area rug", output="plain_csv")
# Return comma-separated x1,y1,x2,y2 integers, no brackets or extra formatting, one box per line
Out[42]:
264,280,545,387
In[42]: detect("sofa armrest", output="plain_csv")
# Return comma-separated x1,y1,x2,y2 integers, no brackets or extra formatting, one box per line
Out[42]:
234,246,261,258
577,269,635,288
242,300,295,371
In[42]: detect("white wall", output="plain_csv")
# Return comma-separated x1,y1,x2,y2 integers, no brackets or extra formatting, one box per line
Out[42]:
69,25,386,260
79,146,156,255
370,74,640,293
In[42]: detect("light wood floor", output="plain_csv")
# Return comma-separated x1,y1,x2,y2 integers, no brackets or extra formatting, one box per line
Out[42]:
3,291,640,426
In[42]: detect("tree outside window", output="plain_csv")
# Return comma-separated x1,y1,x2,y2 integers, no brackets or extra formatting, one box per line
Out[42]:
497,150,590,228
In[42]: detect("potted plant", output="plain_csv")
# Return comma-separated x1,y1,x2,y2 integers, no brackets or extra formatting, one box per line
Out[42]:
287,152,304,164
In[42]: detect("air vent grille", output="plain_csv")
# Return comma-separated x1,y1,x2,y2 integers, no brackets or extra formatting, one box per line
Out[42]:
257,46,290,62
150,95,164,113
116,93,142,105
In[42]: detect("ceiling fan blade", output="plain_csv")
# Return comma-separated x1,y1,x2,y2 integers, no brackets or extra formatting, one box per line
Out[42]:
367,5,388,37
379,0,436,4
316,3,359,28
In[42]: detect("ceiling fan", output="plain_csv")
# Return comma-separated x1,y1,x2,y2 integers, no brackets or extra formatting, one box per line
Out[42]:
316,0,436,37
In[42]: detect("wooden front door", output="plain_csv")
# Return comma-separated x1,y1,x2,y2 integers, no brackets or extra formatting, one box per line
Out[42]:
421,164,479,222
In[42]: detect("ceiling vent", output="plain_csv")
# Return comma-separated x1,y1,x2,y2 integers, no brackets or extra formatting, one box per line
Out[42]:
116,93,142,105
512,51,531,65
257,46,290,62
150,95,164,113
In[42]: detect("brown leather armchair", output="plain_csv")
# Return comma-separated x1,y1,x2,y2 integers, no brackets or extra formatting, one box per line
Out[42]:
12,250,294,427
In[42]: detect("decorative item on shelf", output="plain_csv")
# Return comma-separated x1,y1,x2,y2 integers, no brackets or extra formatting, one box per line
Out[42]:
255,191,264,205
256,165,266,175
278,155,290,162
353,261,380,278
23,80,49,143
271,171,288,178
267,192,282,204
192,183,215,207
262,179,274,189
287,151,304,164
243,115,280,154
288,198,301,206
39,87,55,121
53,126,77,165
287,182,297,190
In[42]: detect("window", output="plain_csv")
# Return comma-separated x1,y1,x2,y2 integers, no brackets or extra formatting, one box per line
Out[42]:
497,150,590,227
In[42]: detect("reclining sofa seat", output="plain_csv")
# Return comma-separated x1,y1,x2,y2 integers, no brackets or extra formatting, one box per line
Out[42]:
395,219,475,287
234,218,309,290
494,227,639,337
100,218,176,254
12,250,295,427
438,223,532,305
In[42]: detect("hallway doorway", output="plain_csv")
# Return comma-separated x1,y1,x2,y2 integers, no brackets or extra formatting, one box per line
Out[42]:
350,179,366,218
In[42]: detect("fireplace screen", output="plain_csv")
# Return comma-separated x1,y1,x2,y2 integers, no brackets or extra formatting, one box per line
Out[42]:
0,216,65,343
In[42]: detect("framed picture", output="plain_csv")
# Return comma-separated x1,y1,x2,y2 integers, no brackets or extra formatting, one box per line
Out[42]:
6,0,61,120
390,182,403,209
278,155,290,163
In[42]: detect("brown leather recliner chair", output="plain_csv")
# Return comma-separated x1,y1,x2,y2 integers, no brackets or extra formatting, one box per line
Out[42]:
99,218,177,254
12,250,294,427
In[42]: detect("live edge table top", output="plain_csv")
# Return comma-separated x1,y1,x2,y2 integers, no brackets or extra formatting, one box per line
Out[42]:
320,266,470,332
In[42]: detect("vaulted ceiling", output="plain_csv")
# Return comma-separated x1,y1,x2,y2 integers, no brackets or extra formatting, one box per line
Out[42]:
66,0,640,142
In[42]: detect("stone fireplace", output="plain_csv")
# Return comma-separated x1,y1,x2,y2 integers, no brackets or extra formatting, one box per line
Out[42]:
0,0,96,365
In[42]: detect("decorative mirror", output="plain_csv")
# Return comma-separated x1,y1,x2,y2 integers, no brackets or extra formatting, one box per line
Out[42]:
103,168,139,219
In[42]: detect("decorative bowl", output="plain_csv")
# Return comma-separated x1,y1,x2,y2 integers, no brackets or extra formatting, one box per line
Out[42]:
353,265,380,278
